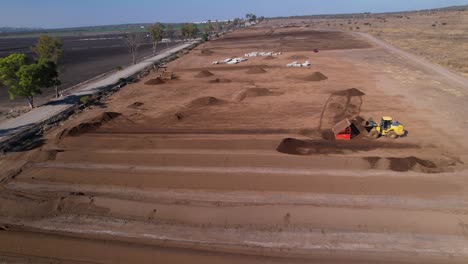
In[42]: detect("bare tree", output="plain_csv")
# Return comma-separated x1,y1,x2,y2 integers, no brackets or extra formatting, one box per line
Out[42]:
123,33,144,65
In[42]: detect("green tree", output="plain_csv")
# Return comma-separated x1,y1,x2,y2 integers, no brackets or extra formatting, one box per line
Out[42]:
180,23,199,40
0,54,58,109
31,35,63,63
0,53,27,89
31,35,63,98
148,22,165,55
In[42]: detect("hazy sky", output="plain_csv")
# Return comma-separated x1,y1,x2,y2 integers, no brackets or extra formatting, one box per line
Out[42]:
1,0,467,28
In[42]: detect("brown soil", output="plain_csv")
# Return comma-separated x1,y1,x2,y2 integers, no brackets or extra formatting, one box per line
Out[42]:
289,55,309,60
200,49,214,56
276,138,444,172
263,56,277,60
333,87,366,96
303,72,328,81
127,102,144,109
233,88,277,102
388,156,438,172
195,70,215,78
246,67,267,74
144,78,165,85
208,78,232,83
57,112,121,139
276,138,417,155
186,96,226,107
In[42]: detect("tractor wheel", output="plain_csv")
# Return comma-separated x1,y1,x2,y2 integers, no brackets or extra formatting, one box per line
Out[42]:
387,131,398,139
369,129,380,139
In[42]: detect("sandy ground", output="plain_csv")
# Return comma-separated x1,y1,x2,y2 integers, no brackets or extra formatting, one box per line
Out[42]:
0,24,468,263
265,7,468,76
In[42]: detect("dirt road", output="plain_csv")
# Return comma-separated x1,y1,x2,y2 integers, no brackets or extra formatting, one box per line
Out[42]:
354,32,468,89
0,25,467,263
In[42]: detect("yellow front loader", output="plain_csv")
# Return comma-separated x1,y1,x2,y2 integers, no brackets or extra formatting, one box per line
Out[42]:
365,116,405,139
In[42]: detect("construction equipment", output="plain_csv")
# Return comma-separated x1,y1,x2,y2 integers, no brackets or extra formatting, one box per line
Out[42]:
160,71,175,80
364,116,405,139
332,118,362,140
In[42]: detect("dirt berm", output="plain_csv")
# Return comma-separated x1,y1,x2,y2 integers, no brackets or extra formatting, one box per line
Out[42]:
195,70,215,78
303,72,328,81
144,78,165,85
57,112,121,140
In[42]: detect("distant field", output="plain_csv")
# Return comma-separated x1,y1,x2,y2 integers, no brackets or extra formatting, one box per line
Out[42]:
0,34,178,111
265,6,468,76
0,23,207,39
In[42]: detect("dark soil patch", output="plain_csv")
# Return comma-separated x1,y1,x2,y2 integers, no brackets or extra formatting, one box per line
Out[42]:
144,78,165,85
209,78,232,83
276,138,417,155
195,70,215,78
57,112,121,139
128,102,144,109
246,67,267,74
263,56,277,60
364,157,382,169
388,157,437,172
333,88,366,96
200,49,214,56
303,72,328,82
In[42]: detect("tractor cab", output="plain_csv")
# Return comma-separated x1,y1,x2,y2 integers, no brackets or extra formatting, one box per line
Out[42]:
380,116,393,131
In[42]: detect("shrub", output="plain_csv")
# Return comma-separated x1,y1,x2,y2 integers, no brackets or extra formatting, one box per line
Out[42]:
80,95,91,105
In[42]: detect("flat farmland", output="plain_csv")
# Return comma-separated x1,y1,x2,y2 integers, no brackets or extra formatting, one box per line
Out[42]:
0,34,178,111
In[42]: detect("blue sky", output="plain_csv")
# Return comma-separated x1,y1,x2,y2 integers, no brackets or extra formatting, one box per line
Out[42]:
1,0,467,28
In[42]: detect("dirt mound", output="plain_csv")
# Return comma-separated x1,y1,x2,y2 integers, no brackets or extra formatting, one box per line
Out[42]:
246,67,267,74
195,70,215,78
144,78,165,85
234,88,276,102
57,112,121,139
303,72,328,82
288,55,309,60
388,157,437,172
200,49,214,56
209,78,232,83
127,102,144,109
333,88,366,96
187,96,225,107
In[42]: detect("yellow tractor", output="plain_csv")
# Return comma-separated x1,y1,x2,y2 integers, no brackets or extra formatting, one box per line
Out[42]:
365,116,405,139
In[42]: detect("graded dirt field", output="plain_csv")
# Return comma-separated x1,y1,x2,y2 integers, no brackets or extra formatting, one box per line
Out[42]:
1,23,468,263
